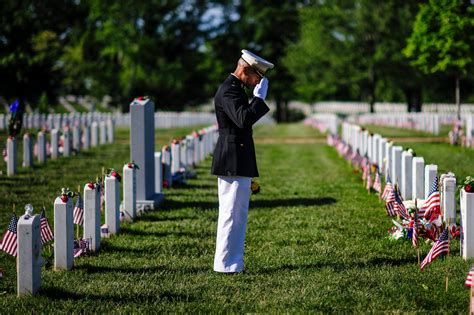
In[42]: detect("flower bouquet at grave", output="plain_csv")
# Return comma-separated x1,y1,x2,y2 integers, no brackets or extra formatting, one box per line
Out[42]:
251,179,260,195
387,219,409,241
106,168,121,182
126,160,140,170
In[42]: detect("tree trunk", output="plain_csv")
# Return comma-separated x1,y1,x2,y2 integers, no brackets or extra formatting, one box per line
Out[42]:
275,97,286,123
456,74,461,120
368,66,376,113
405,88,423,112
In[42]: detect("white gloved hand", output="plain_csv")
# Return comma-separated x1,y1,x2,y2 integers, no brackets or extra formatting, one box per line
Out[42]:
253,77,269,101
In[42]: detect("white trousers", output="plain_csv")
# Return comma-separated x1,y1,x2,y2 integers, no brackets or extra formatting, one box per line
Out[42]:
214,176,251,273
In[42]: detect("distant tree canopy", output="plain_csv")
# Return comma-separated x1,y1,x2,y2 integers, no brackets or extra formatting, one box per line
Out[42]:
404,0,474,118
0,0,473,117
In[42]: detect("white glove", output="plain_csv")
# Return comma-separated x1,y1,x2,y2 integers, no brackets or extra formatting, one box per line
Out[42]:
253,77,269,101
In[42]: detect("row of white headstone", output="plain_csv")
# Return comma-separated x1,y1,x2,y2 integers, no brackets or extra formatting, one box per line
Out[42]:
15,97,219,297
0,111,218,131
17,165,135,297
350,112,441,135
16,126,218,297
0,112,115,131
5,119,114,176
304,114,340,135
313,101,474,115
341,122,474,259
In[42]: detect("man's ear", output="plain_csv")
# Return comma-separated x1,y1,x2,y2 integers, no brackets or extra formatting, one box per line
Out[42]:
242,67,251,76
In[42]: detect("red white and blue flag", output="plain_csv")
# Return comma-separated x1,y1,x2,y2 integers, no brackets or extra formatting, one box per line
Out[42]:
0,213,18,257
373,171,382,193
73,238,90,258
394,188,410,220
412,211,419,248
385,187,397,217
381,175,393,201
40,208,54,244
423,176,440,220
421,228,449,270
73,195,84,225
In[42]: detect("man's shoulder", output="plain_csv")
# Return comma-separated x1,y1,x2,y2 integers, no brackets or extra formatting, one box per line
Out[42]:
216,76,243,99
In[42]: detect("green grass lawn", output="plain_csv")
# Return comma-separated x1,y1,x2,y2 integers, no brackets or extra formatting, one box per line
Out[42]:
0,123,471,312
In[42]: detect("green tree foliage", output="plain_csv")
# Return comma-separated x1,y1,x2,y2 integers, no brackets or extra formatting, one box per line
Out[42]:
0,1,86,109
203,0,301,122
284,0,425,112
404,0,474,117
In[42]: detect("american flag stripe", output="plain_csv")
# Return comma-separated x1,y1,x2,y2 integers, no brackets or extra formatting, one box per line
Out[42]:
412,212,419,248
73,195,84,225
0,214,18,257
0,231,17,256
386,202,396,216
366,173,373,190
424,176,440,219
41,218,54,244
381,175,393,200
465,266,474,287
40,209,54,244
421,229,449,269
373,172,382,193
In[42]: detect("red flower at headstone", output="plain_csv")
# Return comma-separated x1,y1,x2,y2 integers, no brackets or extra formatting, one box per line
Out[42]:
163,180,169,188
127,163,133,169
61,194,69,203
137,96,144,101
87,182,95,189
466,184,473,192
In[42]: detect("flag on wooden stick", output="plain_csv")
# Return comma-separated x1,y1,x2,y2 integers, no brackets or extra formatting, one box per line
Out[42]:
73,195,84,225
421,228,449,270
0,213,18,257
40,208,54,244
423,176,440,220
381,175,393,201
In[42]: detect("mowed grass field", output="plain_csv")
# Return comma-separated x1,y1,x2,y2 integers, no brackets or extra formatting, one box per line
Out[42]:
0,123,473,312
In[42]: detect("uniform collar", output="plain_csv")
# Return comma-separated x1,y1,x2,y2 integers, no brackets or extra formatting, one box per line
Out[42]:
229,73,244,88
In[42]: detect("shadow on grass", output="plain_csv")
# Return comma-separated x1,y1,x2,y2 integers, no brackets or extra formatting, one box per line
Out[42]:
74,263,208,275
40,286,195,303
169,183,216,190
158,197,337,212
256,256,416,274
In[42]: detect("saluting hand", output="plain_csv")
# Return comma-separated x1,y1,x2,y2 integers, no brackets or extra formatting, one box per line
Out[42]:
253,77,269,101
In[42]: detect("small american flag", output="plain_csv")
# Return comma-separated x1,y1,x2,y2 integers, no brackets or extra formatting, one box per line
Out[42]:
385,188,396,217
73,195,84,225
373,172,382,193
381,175,393,201
0,213,18,257
73,238,90,258
421,228,449,270
40,208,54,244
465,265,474,287
424,176,440,220
412,211,419,248
394,188,410,220
366,172,373,190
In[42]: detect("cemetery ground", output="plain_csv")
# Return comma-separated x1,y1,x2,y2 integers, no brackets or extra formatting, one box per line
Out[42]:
0,123,473,312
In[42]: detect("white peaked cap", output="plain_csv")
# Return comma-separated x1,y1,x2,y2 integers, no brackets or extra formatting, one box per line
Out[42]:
241,49,274,77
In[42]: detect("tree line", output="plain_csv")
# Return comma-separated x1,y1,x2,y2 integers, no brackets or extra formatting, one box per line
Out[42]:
0,0,473,120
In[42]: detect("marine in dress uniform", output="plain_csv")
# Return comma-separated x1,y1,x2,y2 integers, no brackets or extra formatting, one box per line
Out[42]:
211,49,274,273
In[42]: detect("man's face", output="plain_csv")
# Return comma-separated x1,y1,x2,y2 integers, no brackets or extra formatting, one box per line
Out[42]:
243,66,262,88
